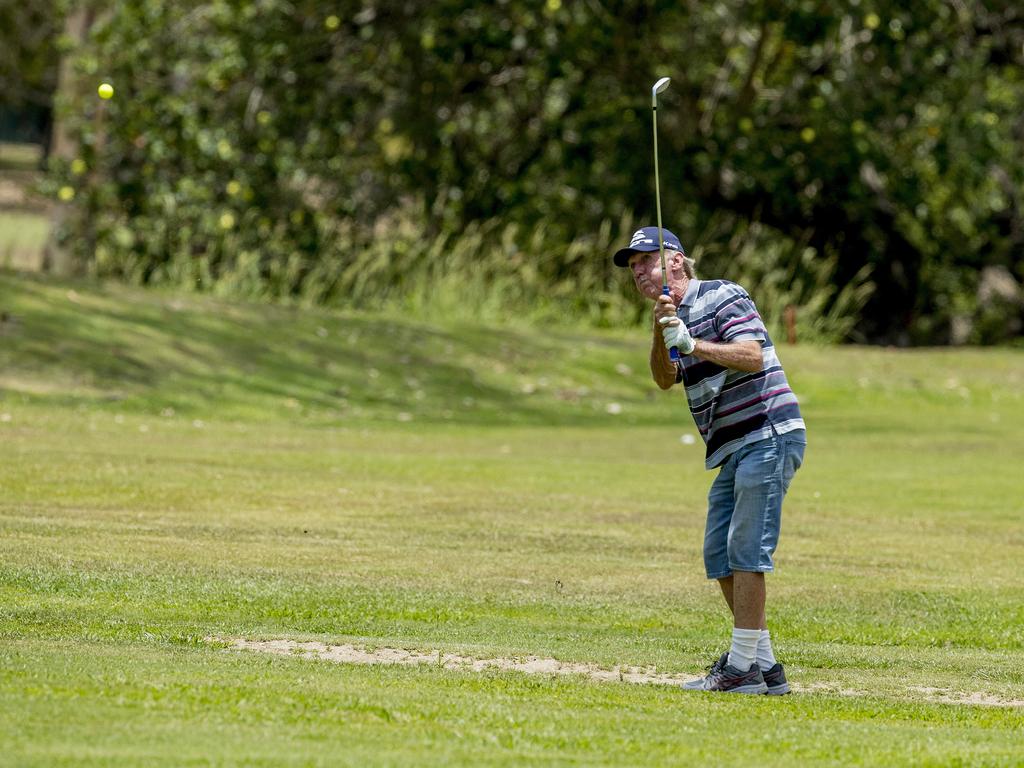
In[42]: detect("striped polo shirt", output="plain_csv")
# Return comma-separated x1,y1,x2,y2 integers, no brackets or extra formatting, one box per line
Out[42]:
674,279,805,469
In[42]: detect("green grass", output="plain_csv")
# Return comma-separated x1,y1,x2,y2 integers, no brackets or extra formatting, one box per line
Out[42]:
1,271,1023,765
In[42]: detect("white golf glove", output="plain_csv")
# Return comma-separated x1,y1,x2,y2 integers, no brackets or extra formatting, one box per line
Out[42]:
659,316,696,355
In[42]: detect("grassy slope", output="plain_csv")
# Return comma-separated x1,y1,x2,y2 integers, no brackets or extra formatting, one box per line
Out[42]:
1,271,1023,766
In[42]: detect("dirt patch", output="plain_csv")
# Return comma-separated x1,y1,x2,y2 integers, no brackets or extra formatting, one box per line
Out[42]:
213,638,1024,707
909,686,1024,708
215,637,689,686
792,681,1024,708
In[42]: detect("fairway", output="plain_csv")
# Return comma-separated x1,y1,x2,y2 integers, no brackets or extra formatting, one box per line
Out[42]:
1,273,1023,766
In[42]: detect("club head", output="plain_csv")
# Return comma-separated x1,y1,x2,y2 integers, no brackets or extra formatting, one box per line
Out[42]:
651,77,671,107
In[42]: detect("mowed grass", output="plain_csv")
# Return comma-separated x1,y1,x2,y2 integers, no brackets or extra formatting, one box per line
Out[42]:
1,271,1023,766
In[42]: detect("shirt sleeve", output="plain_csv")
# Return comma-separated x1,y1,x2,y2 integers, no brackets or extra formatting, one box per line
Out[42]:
713,286,767,343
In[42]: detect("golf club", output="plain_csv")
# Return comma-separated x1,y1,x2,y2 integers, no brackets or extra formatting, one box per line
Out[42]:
651,76,679,362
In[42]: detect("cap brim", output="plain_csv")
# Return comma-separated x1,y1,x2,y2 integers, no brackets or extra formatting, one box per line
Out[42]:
612,245,659,267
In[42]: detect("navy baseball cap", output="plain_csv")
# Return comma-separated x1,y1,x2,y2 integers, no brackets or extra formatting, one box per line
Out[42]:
612,226,685,267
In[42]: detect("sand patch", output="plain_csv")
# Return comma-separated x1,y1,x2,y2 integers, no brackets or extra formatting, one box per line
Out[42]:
908,686,1024,708
213,638,1024,707
214,637,688,686
789,681,1024,708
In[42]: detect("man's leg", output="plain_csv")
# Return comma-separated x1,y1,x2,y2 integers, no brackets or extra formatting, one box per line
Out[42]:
716,575,734,615
688,435,804,693
726,433,803,681
724,570,762,672
731,571,765,629
718,569,768,628
722,572,774,676
684,447,773,694
704,460,737,589
725,436,783,673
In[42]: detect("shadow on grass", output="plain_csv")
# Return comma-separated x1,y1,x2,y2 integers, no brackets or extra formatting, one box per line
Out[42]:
0,271,652,425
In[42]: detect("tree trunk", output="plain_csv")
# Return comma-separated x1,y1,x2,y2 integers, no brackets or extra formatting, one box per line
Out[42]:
42,5,96,275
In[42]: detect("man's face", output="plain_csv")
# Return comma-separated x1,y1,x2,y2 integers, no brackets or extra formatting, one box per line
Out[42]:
628,250,667,300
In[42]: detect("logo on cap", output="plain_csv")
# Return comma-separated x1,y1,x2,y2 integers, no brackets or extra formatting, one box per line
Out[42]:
626,230,651,247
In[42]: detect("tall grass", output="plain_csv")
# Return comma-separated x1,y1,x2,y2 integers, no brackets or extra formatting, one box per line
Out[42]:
122,206,871,340
311,215,645,328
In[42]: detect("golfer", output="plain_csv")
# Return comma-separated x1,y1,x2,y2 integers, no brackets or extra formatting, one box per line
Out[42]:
614,226,806,695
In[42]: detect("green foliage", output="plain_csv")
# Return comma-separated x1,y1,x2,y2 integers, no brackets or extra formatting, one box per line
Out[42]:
0,0,61,111
698,219,875,343
43,0,1024,342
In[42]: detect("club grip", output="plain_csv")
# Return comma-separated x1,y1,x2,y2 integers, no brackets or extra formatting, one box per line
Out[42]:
661,286,681,361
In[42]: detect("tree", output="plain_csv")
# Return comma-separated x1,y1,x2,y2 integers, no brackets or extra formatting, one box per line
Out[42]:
46,0,1024,342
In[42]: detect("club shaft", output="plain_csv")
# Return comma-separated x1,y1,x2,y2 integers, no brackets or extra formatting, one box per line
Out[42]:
652,82,680,363
652,104,667,293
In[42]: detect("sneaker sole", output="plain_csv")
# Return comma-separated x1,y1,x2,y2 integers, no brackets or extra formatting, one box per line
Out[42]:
722,682,769,695
681,681,768,694
766,682,791,695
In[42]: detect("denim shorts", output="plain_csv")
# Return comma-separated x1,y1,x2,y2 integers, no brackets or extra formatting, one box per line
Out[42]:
703,428,805,579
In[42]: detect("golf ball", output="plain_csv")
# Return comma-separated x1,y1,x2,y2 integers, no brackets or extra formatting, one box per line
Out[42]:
98,83,114,99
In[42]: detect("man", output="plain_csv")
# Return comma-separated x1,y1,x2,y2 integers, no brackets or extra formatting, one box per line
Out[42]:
613,226,806,695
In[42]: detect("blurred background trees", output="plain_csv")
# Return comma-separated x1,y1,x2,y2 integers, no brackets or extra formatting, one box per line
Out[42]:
3,0,1023,343
0,0,61,147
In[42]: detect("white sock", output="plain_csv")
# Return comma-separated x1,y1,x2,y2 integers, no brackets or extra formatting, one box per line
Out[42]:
727,627,761,671
757,629,777,670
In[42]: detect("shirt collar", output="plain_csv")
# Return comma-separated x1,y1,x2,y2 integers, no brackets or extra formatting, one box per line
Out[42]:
680,278,700,307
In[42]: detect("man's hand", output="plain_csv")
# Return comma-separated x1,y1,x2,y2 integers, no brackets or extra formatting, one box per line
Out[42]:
653,294,678,326
659,316,695,355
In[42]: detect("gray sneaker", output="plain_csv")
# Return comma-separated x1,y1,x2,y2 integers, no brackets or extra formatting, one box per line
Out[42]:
762,662,791,695
682,652,729,690
683,653,768,694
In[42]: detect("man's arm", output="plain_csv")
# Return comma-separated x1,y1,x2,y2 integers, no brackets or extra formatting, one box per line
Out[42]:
692,339,763,373
650,322,679,390
649,294,762,385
